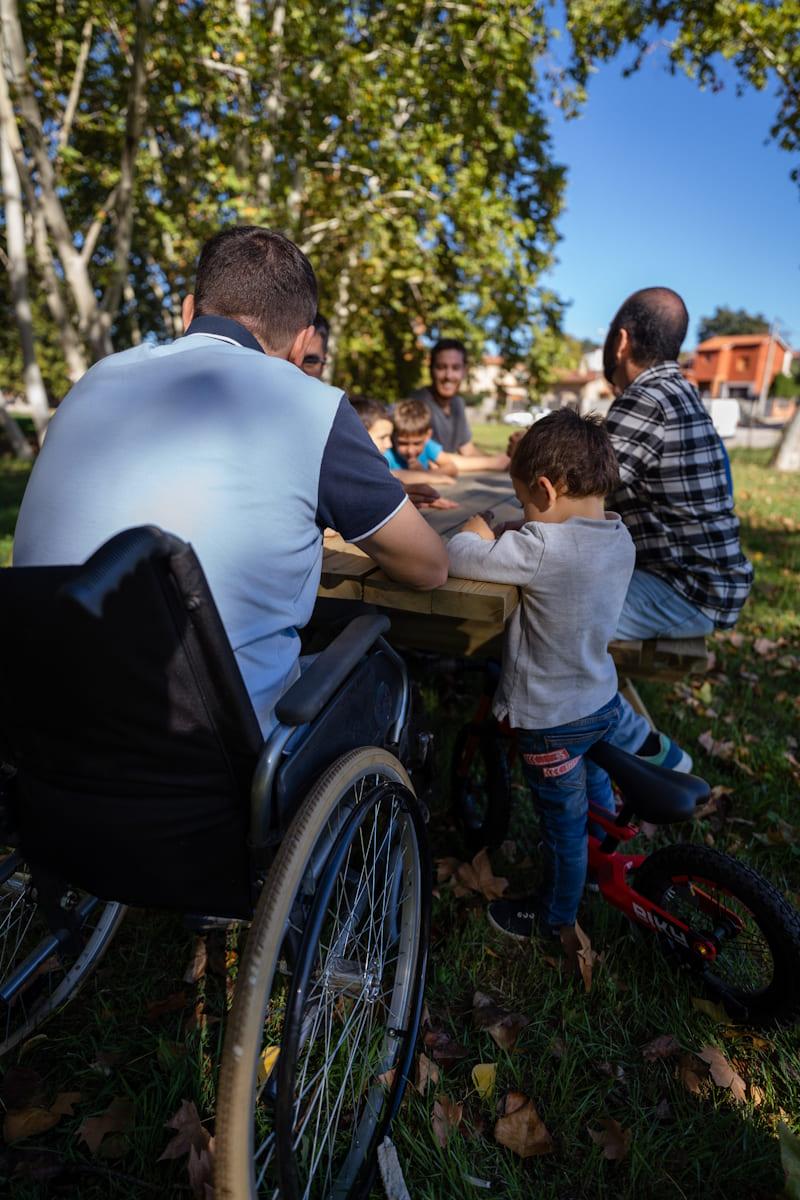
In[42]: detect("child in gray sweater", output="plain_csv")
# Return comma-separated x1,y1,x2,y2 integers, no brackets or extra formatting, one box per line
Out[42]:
447,409,635,938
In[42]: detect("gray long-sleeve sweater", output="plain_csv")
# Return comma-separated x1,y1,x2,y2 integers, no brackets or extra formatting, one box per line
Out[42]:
447,514,635,730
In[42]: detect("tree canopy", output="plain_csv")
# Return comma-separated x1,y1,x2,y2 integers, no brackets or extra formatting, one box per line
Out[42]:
1,0,798,451
697,306,770,343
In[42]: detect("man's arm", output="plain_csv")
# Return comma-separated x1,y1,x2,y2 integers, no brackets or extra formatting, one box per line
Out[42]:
605,391,664,486
451,448,510,472
358,501,448,589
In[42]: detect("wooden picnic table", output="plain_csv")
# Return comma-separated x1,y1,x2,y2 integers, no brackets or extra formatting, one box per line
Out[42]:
319,472,711,682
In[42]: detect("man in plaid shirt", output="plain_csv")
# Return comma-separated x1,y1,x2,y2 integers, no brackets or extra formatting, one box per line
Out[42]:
603,286,753,771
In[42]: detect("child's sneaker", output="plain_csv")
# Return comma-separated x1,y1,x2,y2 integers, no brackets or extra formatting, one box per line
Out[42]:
486,895,560,942
637,731,692,773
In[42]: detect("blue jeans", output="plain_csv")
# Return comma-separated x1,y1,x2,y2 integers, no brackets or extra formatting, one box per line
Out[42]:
611,570,715,753
518,696,621,928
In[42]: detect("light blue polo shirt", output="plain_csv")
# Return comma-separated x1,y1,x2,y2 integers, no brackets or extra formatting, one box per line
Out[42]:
13,316,407,734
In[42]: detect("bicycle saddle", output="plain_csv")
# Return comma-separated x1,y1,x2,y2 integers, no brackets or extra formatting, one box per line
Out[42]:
587,741,710,824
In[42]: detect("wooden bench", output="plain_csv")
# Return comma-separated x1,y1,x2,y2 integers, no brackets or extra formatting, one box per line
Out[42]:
610,636,711,728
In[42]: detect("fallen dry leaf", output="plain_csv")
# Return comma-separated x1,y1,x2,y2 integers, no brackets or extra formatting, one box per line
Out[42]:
50,1092,81,1116
755,818,798,847
494,1091,553,1158
183,936,208,984
753,637,780,657
588,1116,631,1161
697,1045,747,1103
471,1062,497,1101
472,991,530,1051
678,1052,708,1095
698,730,735,761
77,1097,135,1155
145,991,189,1021
642,1034,681,1062
560,921,600,993
691,996,730,1023
423,1027,469,1070
435,856,461,884
654,1097,672,1121
415,1054,440,1094
749,1084,766,1107
455,849,508,901
187,1137,215,1200
377,1068,396,1089
159,1099,210,1162
4,1106,62,1143
432,1094,463,1148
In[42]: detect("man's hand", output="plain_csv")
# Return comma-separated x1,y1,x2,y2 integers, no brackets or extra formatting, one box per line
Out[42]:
460,511,496,540
506,429,525,458
404,482,459,510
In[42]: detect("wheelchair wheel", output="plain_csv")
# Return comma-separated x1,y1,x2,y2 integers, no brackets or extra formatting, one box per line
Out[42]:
0,848,125,1055
215,747,430,1200
635,844,800,1026
450,721,511,853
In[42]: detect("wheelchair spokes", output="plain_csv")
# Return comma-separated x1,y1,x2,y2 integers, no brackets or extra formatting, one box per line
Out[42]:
0,849,125,1055
215,748,430,1200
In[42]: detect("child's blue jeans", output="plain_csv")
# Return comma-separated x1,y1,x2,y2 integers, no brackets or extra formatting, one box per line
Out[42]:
517,696,621,929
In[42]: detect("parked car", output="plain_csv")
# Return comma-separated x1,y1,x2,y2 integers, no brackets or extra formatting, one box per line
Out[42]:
502,405,549,427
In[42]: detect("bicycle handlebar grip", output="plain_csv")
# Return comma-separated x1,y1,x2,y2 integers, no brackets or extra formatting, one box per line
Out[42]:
59,526,187,618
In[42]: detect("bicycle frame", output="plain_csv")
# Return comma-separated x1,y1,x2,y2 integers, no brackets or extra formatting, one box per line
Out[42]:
588,803,744,963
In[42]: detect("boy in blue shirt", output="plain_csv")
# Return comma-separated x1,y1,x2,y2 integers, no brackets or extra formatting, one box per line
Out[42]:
383,399,459,476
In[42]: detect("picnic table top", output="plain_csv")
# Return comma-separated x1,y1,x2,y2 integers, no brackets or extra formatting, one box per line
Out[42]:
319,471,710,673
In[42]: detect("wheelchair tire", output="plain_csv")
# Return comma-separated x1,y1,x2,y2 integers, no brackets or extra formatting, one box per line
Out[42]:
0,850,125,1056
215,747,430,1200
635,843,800,1026
450,721,511,853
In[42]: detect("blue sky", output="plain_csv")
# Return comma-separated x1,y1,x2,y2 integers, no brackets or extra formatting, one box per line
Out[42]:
542,48,800,349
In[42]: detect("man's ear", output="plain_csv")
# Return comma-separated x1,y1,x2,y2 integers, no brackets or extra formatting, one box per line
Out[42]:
615,327,629,362
181,294,195,331
288,324,315,368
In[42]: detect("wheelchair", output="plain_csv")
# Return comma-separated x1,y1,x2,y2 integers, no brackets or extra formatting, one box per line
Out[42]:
0,527,431,1199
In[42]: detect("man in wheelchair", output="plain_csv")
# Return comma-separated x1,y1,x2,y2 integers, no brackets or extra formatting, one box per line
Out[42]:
1,226,445,1199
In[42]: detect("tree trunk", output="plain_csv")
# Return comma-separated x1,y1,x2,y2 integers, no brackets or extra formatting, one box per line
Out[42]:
773,406,800,472
0,392,33,459
1,124,50,443
255,1,286,208
100,0,152,332
326,251,356,383
0,0,111,359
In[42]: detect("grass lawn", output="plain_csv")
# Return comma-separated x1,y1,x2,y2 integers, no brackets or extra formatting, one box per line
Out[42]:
1,442,799,1197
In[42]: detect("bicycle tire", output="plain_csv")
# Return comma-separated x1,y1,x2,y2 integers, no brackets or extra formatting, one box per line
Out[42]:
450,721,511,852
215,747,430,1200
635,843,800,1026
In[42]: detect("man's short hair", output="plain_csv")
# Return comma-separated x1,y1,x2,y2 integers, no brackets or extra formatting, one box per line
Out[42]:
430,338,467,367
313,312,330,352
510,408,620,498
607,287,689,368
350,397,388,431
392,399,433,438
193,227,317,352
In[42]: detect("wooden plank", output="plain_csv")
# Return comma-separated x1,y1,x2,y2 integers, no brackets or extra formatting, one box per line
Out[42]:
385,612,505,658
432,575,517,622
363,571,433,613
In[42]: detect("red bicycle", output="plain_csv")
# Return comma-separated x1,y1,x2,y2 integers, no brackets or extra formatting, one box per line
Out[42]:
450,668,800,1027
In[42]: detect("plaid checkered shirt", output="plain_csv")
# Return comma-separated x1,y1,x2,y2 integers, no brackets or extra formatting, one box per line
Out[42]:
605,361,753,628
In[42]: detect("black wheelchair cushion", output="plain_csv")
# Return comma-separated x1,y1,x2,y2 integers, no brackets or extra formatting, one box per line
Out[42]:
587,740,709,824
0,528,263,918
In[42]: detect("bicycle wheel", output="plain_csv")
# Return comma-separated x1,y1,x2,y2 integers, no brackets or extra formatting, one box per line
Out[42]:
0,847,125,1055
635,843,800,1025
450,721,511,853
215,747,430,1200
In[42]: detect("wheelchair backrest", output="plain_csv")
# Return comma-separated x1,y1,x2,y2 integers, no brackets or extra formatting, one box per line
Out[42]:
0,527,262,918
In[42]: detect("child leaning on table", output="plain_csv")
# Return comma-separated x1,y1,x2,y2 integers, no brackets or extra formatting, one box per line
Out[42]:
446,408,636,940
382,399,459,477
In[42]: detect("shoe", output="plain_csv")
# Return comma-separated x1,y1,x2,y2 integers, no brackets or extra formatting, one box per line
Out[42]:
637,731,693,774
486,895,560,942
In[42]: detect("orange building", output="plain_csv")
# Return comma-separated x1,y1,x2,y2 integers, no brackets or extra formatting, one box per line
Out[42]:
687,333,792,402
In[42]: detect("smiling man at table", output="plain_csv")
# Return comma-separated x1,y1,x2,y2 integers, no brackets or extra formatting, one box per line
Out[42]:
13,227,447,735
411,339,509,471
